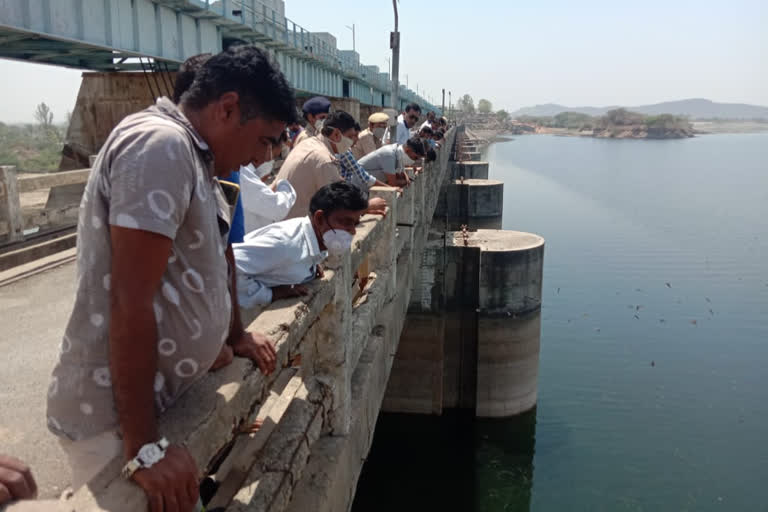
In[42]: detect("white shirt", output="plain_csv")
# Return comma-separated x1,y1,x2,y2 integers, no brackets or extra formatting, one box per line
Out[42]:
357,144,403,176
420,119,433,131
233,216,327,308
240,164,297,233
383,114,413,146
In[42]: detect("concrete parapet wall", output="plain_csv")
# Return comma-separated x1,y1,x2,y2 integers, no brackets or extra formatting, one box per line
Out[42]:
10,129,455,512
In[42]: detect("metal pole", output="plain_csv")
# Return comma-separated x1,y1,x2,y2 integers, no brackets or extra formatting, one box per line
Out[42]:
389,0,400,143
346,23,356,52
442,88,445,113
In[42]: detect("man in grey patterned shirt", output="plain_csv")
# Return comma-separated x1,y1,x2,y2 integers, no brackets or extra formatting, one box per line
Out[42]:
46,46,296,510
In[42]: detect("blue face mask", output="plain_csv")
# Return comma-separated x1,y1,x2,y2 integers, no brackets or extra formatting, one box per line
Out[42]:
428,139,437,148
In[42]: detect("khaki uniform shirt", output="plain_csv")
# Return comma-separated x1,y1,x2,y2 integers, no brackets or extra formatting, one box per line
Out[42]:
292,123,317,148
275,135,341,220
47,98,232,441
351,128,382,160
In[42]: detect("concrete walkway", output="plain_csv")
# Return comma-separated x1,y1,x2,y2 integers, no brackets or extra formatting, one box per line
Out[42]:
0,261,76,498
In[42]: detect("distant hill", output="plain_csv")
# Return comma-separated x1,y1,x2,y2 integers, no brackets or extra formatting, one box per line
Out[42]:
512,99,768,120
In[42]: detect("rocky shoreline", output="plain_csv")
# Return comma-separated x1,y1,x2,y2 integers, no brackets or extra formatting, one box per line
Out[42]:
533,125,694,139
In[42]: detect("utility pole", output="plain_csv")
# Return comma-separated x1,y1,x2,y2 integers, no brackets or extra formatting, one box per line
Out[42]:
442,88,445,113
345,23,356,52
449,91,452,118
389,0,400,143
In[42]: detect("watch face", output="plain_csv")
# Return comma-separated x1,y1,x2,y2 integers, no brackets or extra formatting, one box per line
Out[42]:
139,443,163,465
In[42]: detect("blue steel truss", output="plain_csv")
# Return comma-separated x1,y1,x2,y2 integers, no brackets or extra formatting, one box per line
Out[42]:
0,0,441,112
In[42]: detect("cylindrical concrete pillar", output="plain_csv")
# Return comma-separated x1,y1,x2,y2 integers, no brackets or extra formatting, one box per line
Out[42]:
464,151,482,161
434,179,503,221
449,161,489,180
452,230,545,417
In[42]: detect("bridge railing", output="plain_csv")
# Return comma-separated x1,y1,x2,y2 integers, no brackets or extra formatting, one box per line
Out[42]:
183,0,441,112
0,166,89,245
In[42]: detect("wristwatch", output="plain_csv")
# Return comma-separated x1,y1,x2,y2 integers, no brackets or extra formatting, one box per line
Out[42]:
121,437,170,479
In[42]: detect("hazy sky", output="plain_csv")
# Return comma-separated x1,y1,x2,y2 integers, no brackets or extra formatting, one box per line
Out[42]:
0,0,765,123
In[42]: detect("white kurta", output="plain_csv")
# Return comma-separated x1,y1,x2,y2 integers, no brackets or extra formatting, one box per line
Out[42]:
239,164,297,233
233,216,327,308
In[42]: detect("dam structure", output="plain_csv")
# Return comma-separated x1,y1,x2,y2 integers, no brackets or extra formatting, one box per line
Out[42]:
1,2,544,510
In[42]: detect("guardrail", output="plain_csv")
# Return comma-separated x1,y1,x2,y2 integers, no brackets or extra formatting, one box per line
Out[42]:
6,128,457,511
172,0,440,113
0,166,90,244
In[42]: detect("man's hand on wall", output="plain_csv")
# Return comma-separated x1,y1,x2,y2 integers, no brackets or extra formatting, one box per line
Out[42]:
231,331,277,376
131,445,199,512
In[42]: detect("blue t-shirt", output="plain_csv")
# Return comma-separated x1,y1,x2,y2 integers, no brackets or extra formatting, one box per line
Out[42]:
224,170,245,244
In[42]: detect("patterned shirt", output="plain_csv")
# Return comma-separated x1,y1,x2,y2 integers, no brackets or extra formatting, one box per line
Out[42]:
47,98,232,441
337,150,376,190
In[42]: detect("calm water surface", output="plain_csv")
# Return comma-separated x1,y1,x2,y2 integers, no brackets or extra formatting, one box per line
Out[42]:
353,133,768,511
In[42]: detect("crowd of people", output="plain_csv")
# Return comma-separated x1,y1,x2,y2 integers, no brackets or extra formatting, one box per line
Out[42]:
0,45,449,510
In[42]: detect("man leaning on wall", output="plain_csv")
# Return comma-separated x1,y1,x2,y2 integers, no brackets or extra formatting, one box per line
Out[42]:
46,45,296,511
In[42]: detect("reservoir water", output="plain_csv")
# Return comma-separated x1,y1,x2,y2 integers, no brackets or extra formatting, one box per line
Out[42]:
353,133,768,511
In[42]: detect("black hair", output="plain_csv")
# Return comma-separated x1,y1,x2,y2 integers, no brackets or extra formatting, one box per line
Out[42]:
278,130,289,143
419,125,434,136
310,181,369,215
434,129,444,140
405,103,422,114
320,111,356,136
173,53,212,104
426,148,437,162
405,136,427,157
181,45,297,124
353,122,361,132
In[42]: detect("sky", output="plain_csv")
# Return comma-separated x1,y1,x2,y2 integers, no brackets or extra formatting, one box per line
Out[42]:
0,0,765,123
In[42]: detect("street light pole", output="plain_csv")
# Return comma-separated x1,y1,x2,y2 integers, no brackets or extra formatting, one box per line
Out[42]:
389,0,400,143
345,23,356,52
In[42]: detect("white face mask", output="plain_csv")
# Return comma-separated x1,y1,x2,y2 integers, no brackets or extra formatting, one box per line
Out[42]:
254,160,274,178
335,135,354,154
399,146,415,166
322,229,354,255
314,119,325,132
373,127,386,139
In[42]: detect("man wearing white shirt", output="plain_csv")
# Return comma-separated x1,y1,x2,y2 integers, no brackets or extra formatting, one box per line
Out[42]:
385,103,422,145
419,110,436,131
239,161,297,232
358,137,426,187
233,181,369,308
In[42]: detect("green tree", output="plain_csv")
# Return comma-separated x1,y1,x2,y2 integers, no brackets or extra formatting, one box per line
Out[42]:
496,109,510,123
34,102,54,129
478,99,493,113
457,94,475,114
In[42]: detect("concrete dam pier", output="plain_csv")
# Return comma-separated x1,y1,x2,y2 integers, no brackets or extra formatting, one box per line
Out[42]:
384,132,544,418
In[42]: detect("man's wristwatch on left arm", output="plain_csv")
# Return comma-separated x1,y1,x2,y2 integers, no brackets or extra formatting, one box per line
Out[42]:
121,437,170,479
